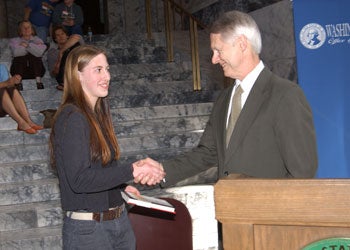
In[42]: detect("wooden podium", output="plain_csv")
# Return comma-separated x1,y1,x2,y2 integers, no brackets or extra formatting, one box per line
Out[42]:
214,175,350,249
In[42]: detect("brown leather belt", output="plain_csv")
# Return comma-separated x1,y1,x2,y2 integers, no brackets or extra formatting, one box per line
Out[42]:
66,203,125,222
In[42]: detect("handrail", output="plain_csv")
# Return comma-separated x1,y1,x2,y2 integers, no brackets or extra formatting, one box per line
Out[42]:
145,0,206,91
163,0,207,29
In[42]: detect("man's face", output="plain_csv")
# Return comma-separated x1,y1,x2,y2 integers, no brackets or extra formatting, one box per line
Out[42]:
64,0,74,6
210,33,243,79
54,29,69,45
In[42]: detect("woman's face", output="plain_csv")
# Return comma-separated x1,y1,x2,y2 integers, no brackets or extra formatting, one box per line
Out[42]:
78,53,111,107
20,22,33,38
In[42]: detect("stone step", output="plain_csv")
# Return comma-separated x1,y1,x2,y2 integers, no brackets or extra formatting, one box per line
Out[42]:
0,101,212,132
115,115,208,137
0,144,48,165
0,225,62,250
0,101,211,140
0,178,60,206
0,200,62,232
18,61,193,91
0,161,55,184
0,144,193,185
0,113,44,131
0,129,50,147
108,62,192,82
0,30,210,88
88,34,169,64
113,102,212,122
18,81,214,113
0,114,208,143
1,33,167,68
0,131,201,165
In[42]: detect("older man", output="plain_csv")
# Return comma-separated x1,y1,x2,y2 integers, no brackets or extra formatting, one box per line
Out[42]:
134,10,318,186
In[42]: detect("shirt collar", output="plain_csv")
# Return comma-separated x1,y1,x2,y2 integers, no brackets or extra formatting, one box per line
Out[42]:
235,60,264,93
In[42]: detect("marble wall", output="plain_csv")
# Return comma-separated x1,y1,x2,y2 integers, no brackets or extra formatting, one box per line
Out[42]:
3,0,284,37
2,0,296,82
253,0,297,82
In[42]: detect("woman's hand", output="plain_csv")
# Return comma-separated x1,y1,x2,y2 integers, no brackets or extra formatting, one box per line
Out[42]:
124,185,140,196
6,75,22,87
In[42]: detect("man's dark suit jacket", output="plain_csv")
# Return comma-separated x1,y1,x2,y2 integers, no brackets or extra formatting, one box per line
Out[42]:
162,67,318,187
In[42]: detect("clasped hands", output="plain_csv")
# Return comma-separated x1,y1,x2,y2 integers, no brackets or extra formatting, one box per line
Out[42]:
132,157,165,185
6,75,21,88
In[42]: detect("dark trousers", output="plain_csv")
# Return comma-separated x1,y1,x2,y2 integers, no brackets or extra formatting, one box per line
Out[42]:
62,209,136,250
10,54,45,80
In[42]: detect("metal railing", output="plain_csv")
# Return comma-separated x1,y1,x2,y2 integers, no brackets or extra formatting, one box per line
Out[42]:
145,0,207,91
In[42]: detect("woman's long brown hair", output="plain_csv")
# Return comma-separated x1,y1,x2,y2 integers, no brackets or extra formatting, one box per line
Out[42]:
49,45,119,168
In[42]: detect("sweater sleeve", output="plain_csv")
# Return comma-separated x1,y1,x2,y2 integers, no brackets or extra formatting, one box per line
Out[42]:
9,37,46,57
9,38,27,57
26,36,46,57
56,109,134,194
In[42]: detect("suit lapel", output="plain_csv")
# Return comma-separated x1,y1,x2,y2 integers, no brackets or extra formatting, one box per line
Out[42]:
224,68,273,164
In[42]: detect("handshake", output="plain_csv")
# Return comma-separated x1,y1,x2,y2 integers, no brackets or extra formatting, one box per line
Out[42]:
132,157,166,186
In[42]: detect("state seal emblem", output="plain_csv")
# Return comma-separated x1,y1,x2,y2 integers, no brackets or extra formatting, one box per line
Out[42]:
299,23,326,49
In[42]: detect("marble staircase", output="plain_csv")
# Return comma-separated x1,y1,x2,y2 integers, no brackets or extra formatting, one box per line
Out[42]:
0,33,219,249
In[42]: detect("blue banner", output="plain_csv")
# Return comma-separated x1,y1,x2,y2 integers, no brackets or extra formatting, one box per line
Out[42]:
293,0,350,177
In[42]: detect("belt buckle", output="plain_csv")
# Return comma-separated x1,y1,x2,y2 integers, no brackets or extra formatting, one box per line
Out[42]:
102,210,114,221
94,204,124,222
115,206,123,218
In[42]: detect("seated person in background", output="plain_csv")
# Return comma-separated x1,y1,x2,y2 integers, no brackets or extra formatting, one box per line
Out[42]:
0,64,43,134
9,20,47,90
52,0,84,36
47,25,84,90
24,0,60,43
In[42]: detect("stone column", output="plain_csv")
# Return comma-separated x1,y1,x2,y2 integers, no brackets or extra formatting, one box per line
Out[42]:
0,0,8,38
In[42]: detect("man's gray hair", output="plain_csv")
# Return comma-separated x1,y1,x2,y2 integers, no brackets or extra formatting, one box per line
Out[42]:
210,11,262,54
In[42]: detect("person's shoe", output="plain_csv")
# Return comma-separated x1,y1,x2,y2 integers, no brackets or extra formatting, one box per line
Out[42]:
17,126,37,134
36,82,44,89
56,85,64,91
15,83,23,91
31,124,44,130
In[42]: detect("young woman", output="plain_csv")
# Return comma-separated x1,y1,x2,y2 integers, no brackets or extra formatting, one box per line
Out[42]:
0,64,43,134
49,45,165,249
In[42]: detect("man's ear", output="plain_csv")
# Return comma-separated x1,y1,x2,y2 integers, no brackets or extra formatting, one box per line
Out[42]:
238,35,248,51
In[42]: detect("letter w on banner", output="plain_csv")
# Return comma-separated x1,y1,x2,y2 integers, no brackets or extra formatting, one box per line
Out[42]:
293,0,350,177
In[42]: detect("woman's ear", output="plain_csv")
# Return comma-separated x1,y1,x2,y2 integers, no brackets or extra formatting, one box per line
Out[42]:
78,70,84,84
